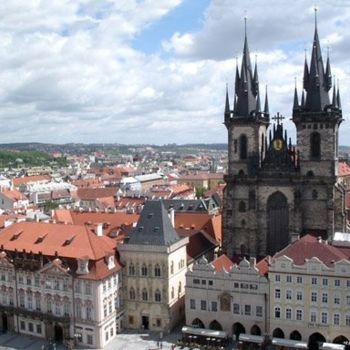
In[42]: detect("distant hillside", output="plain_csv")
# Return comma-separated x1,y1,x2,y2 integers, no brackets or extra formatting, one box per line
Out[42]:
0,150,66,168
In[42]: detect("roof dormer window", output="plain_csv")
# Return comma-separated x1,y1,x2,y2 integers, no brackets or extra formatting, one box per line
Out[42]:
77,259,89,274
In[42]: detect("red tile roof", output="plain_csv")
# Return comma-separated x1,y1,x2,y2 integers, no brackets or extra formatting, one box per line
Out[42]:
77,187,118,201
211,254,233,272
2,189,27,201
274,234,349,267
256,256,270,276
338,162,350,176
12,175,51,187
0,221,115,260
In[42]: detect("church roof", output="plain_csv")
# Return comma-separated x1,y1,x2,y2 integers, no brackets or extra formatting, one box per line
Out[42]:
127,200,181,246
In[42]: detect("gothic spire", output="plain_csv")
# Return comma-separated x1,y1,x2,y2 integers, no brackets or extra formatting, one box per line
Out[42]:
337,81,342,109
303,53,309,91
293,84,299,110
256,92,261,113
301,89,305,106
233,18,260,117
264,85,269,116
225,84,230,115
325,48,332,90
332,81,337,108
304,8,331,112
253,55,259,96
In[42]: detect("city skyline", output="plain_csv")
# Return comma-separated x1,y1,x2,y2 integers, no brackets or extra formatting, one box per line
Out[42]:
0,0,349,145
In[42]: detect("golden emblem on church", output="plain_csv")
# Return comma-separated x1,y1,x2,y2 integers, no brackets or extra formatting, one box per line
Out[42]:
273,139,283,151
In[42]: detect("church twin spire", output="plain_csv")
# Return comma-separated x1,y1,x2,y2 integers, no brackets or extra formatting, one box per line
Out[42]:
294,9,341,114
225,18,269,124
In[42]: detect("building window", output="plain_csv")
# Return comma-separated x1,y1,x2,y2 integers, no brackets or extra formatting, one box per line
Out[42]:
28,322,33,332
238,201,246,212
142,289,148,301
141,264,148,276
310,132,321,159
321,312,327,324
108,279,111,289
34,275,40,287
233,303,240,314
108,300,112,313
334,279,340,287
86,306,92,321
346,315,350,326
322,278,328,286
170,261,174,274
193,279,200,284
296,276,303,283
103,303,107,317
334,314,340,325
244,305,251,316
178,281,182,295
129,263,135,276
154,264,161,277
154,289,161,302
76,303,82,319
275,307,281,318
239,134,248,160
85,282,92,295
311,277,317,285
128,315,134,325
35,295,41,311
311,292,317,302
286,308,292,319
27,277,31,286
19,294,25,308
347,295,350,305
64,303,69,316
275,289,281,299
201,300,207,311
286,290,292,300
334,295,340,305
322,293,328,303
87,335,93,345
190,299,196,310
54,280,59,290
36,324,42,334
296,309,303,321
275,275,280,282
129,288,136,300
156,318,161,327
256,306,263,317
55,302,61,316
286,275,292,283
211,301,217,312
27,294,33,309
248,190,256,209
310,311,317,323
76,281,82,293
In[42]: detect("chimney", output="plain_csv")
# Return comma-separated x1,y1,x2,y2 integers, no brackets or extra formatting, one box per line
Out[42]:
168,208,175,228
96,223,103,237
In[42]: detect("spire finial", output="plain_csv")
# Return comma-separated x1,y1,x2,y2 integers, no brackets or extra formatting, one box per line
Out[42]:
294,76,297,88
244,11,248,37
314,6,318,29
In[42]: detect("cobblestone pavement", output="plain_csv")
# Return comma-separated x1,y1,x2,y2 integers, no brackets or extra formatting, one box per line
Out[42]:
0,330,208,350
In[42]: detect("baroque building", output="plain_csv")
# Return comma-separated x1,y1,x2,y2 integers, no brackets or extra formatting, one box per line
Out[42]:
223,17,346,258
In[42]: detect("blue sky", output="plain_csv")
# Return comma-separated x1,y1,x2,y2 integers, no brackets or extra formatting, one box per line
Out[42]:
0,0,348,145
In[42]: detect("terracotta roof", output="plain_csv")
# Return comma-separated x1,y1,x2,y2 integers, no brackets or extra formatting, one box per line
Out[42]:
77,187,118,201
211,254,234,272
71,179,104,188
256,256,270,276
274,234,349,267
53,209,139,236
338,162,350,176
175,213,222,241
0,214,26,228
0,221,115,260
1,189,27,201
13,175,51,187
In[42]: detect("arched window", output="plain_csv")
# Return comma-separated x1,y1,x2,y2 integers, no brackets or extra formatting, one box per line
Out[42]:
239,135,248,160
129,287,135,300
310,132,321,159
154,289,161,302
142,288,148,301
238,201,246,212
141,264,148,276
154,264,161,277
128,263,135,276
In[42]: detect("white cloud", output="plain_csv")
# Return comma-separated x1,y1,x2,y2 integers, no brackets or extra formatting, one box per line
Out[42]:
0,0,348,145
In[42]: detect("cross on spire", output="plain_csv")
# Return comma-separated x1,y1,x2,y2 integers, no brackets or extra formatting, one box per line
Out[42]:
272,112,284,125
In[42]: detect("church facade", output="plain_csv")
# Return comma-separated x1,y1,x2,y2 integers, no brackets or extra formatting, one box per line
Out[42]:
222,18,346,258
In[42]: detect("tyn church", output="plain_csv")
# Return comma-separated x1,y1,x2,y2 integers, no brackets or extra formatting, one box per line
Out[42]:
222,17,346,258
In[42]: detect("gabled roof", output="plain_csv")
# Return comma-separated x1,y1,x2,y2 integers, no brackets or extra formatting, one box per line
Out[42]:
0,221,115,260
127,200,181,246
273,234,349,267
211,254,233,272
13,175,51,187
77,187,118,201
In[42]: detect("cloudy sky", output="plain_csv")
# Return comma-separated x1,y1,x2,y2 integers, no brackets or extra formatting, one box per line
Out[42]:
0,0,349,145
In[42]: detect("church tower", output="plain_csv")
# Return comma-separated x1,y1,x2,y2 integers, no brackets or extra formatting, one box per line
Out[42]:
223,13,346,259
292,11,346,235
